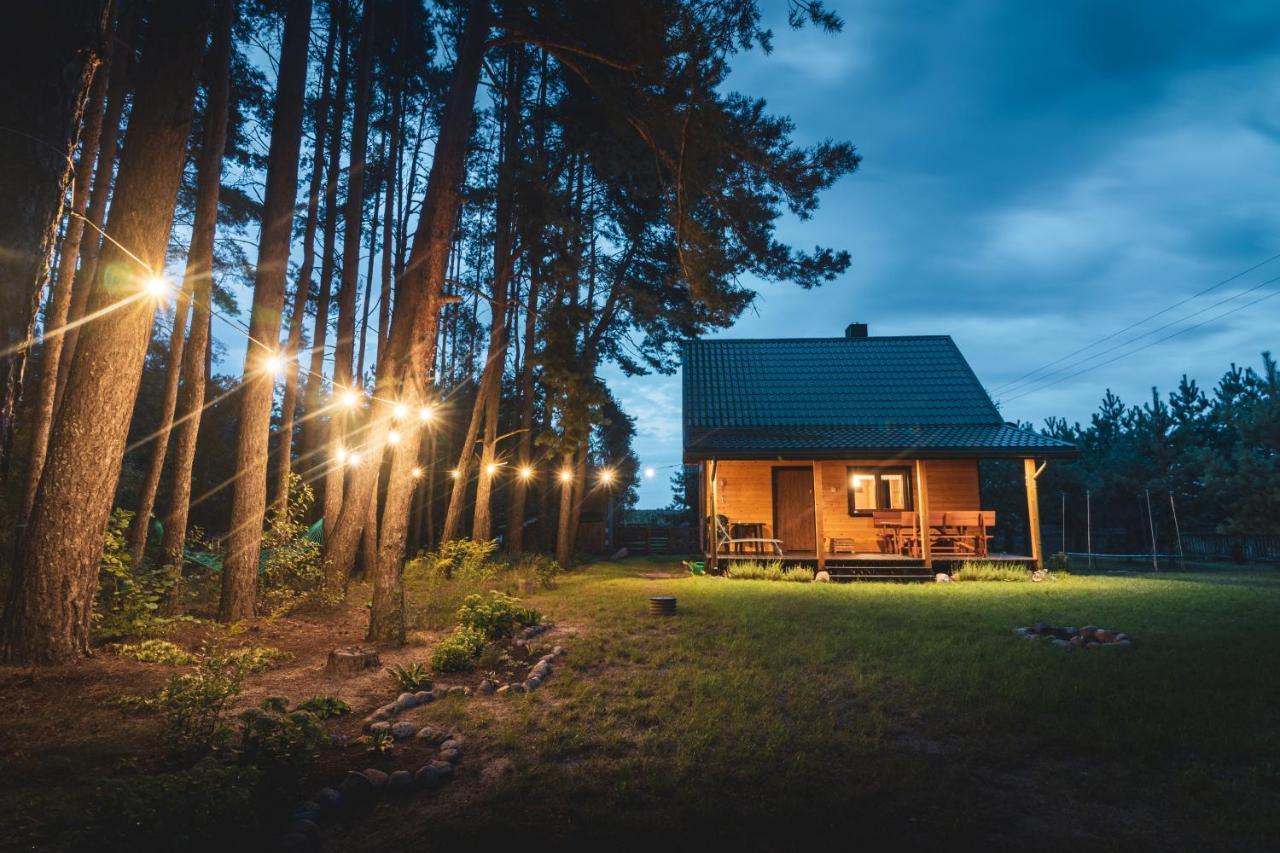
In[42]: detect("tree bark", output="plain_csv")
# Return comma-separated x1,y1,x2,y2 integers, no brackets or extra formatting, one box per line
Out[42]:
555,449,575,566
55,0,138,419
0,0,211,664
0,1,110,477
219,0,312,623
21,11,113,524
322,0,374,593
159,0,235,601
328,0,490,636
275,6,338,516
505,267,540,553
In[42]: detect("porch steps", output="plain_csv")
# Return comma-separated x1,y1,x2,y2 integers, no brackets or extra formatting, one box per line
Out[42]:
826,564,933,582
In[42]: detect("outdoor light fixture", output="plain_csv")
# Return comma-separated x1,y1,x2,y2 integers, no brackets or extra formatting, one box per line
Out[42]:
644,466,656,479
486,462,500,477
143,275,170,298
599,468,616,485
392,403,408,420
335,447,348,464
559,468,573,483
418,405,435,422
450,469,460,479
341,389,361,409
347,451,362,466
411,466,424,479
387,429,402,445
519,465,533,480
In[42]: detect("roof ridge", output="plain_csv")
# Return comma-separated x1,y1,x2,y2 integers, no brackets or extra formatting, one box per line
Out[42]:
681,334,953,345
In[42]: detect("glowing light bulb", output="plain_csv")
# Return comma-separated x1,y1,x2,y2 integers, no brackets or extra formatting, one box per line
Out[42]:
450,469,460,479
347,451,362,466
519,466,533,480
387,429,401,445
418,405,435,422
559,468,573,484
341,389,360,409
411,466,424,479
334,447,348,464
486,463,499,477
599,468,616,485
392,403,408,420
644,466,656,479
263,352,286,377
145,275,169,297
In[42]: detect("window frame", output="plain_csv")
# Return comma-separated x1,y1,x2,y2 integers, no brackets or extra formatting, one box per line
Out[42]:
846,466,914,516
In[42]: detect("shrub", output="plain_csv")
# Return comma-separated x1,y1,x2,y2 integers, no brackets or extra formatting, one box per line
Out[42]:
259,477,325,616
456,590,540,640
296,695,351,719
224,645,292,673
727,560,785,580
364,729,395,755
234,698,324,800
952,561,1032,582
430,625,487,673
155,649,246,760
513,553,562,588
94,508,177,641
387,662,433,692
433,538,500,583
782,567,814,583
113,639,197,665
1045,551,1072,573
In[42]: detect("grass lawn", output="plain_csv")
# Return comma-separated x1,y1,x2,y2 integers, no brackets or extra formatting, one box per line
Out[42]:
337,560,1280,850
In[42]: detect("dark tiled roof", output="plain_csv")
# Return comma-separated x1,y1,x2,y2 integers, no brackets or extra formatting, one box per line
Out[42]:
681,335,1076,459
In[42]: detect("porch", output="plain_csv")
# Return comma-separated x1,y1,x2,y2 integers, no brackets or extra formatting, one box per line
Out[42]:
699,457,1046,574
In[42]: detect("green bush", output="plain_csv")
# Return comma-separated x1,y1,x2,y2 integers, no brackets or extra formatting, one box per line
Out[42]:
259,477,325,616
456,590,540,640
113,639,197,665
155,649,246,760
952,561,1032,582
727,560,785,580
94,508,179,641
387,662,433,692
512,553,562,588
782,567,814,582
296,695,351,719
433,538,500,583
430,625,487,672
234,698,324,800
223,645,292,673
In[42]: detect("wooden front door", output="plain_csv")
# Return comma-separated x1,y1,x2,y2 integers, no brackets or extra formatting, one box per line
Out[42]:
772,466,816,553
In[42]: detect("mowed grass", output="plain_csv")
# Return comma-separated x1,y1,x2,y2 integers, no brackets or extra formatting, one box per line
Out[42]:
333,561,1280,851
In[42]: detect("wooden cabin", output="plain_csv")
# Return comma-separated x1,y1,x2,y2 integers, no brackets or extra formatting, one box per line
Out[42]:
681,323,1077,576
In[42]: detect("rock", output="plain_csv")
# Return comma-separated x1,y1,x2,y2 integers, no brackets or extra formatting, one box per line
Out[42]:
511,682,527,693
1114,639,1133,650
429,759,455,778
1115,633,1129,642
440,738,461,751
314,787,343,814
935,572,951,583
1013,627,1035,639
496,685,511,695
1094,629,1116,643
414,690,433,704
1033,622,1048,633
414,763,448,789
377,702,398,717
390,721,418,739
292,801,321,823
415,724,447,743
531,661,550,675
478,679,496,695
325,646,381,676
524,678,540,691
288,819,321,839
815,571,831,583
1081,625,1100,635
439,747,462,764
552,645,565,656
394,691,418,712
338,770,375,803
1049,638,1071,649
369,721,392,736
1069,635,1085,647
447,685,466,697
387,770,414,795
362,768,389,790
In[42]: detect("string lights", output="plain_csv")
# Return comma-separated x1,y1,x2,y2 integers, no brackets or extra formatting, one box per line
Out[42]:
392,403,408,420
143,275,171,299
559,468,573,483
418,405,435,422
387,429,401,445
411,466,423,479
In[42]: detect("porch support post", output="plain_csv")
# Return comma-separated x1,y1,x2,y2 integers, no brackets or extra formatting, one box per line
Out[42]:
1024,457,1044,569
707,458,719,572
915,459,932,568
811,460,825,572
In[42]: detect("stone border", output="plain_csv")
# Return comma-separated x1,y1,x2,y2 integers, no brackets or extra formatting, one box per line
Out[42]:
1013,623,1132,650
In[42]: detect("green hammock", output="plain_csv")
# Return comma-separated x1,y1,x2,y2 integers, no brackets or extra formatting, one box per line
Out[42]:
176,517,325,575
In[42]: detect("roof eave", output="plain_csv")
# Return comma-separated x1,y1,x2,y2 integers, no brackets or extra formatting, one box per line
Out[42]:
682,445,1079,463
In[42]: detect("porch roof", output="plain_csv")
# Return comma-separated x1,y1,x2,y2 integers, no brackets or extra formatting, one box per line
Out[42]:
681,335,1076,461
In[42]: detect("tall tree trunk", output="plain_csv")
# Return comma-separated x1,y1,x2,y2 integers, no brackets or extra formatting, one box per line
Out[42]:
0,1,110,477
303,8,349,498
555,449,575,566
322,0,374,592
275,5,338,516
0,0,211,664
219,0,312,622
505,268,540,553
340,0,489,640
21,10,113,524
54,0,138,418
158,0,234,605
441,379,484,541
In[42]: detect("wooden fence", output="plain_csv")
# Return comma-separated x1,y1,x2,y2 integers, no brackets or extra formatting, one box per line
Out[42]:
616,524,699,555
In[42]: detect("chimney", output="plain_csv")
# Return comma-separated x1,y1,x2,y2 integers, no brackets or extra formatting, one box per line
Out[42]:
845,322,868,339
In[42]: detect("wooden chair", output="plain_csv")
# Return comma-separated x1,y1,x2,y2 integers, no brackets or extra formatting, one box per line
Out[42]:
710,515,783,557
872,510,904,554
940,511,984,557
897,511,920,556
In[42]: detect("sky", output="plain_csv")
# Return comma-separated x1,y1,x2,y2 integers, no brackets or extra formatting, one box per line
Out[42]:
614,0,1280,506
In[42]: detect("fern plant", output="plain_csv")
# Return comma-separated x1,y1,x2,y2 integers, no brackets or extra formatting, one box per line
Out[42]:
386,662,433,692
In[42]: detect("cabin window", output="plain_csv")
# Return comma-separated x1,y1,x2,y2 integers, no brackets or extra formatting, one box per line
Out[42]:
846,467,912,515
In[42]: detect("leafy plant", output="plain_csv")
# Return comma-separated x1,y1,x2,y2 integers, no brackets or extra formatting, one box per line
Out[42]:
113,639,198,665
430,625,487,673
296,695,351,719
364,729,395,755
94,508,177,641
223,645,293,673
235,698,324,799
387,662,433,692
155,648,246,760
952,561,1032,582
456,590,540,640
514,553,562,588
782,567,814,582
259,477,325,616
726,560,785,580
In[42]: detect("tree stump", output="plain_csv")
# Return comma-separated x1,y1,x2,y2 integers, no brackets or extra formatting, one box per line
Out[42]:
326,646,381,676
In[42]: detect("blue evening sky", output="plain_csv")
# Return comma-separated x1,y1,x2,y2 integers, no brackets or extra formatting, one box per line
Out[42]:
615,0,1280,506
